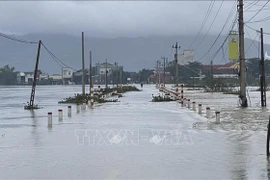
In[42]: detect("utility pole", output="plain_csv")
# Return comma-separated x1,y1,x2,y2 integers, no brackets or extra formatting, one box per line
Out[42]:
161,57,167,86
158,60,161,85
120,66,122,85
238,0,248,107
29,40,42,107
97,62,100,84
89,51,92,94
172,42,180,87
156,60,160,85
105,59,108,89
115,62,118,88
211,60,213,91
260,28,267,107
81,32,85,95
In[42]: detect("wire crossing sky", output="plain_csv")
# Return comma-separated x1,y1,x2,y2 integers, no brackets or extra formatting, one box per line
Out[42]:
0,1,269,42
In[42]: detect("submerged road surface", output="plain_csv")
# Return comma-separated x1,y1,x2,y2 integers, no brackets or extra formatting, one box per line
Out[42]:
0,85,269,179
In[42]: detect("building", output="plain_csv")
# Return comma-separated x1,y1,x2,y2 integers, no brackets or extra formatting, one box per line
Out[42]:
49,74,62,85
201,61,239,79
94,62,123,84
17,71,49,84
148,71,172,84
17,72,25,84
97,62,118,76
62,67,74,85
39,73,49,81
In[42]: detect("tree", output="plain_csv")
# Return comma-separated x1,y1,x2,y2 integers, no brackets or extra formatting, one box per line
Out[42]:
0,65,17,85
136,68,154,83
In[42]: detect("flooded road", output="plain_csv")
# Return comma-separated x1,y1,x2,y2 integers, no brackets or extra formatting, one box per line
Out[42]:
0,85,270,179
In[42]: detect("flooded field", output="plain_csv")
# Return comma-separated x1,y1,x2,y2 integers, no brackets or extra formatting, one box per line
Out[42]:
0,84,270,179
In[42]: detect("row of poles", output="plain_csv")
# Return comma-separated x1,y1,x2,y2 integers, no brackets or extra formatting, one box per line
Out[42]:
47,103,93,128
161,84,221,123
47,85,119,128
47,85,105,128
47,106,72,128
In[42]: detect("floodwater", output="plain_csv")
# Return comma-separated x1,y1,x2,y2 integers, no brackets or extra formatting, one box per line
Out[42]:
0,84,270,179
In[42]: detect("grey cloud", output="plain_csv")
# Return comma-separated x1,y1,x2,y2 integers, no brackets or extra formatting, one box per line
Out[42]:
0,1,269,40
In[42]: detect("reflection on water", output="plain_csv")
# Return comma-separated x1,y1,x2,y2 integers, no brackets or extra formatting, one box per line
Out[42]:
0,85,269,179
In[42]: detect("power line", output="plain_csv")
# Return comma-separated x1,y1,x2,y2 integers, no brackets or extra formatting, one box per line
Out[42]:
189,0,215,48
209,16,238,63
197,1,237,62
247,15,270,23
194,0,224,49
41,42,76,70
246,0,270,23
245,26,259,52
245,22,270,35
244,0,260,11
245,7,270,13
245,0,270,8
0,32,38,44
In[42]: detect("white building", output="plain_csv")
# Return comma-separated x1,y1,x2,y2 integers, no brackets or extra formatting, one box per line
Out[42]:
62,67,74,84
24,72,34,84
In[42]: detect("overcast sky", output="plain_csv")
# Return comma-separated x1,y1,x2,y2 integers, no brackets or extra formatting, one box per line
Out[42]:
0,1,269,38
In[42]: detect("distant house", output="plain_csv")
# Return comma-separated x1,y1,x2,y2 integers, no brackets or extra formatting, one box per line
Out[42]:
17,72,25,84
17,71,50,84
62,67,74,84
72,69,90,84
93,62,122,84
16,72,35,84
148,71,172,84
201,61,239,79
49,74,62,85
25,72,34,83
97,62,117,76
39,73,49,81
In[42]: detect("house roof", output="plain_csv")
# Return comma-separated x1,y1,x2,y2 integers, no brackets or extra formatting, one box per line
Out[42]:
213,68,238,75
99,62,116,68
201,61,239,71
19,72,25,76
24,72,34,75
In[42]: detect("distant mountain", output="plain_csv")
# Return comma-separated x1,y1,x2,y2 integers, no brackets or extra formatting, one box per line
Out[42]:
0,33,268,74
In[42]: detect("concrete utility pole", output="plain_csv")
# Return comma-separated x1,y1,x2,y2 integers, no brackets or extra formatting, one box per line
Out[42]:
115,62,118,88
89,51,92,94
260,28,267,107
161,57,167,86
156,60,161,85
29,40,42,107
81,32,85,95
172,42,180,86
211,60,213,91
120,66,122,85
238,0,248,107
105,59,108,89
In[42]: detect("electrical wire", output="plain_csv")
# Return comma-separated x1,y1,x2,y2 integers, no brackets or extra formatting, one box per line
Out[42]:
245,26,259,53
189,0,215,48
194,0,224,49
244,0,260,12
0,32,38,44
41,42,76,70
245,0,270,8
197,2,237,62
246,0,270,23
209,15,238,64
247,15,270,23
245,23,270,35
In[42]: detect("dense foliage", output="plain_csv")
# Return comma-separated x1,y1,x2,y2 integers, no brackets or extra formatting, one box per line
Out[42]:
0,65,17,85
